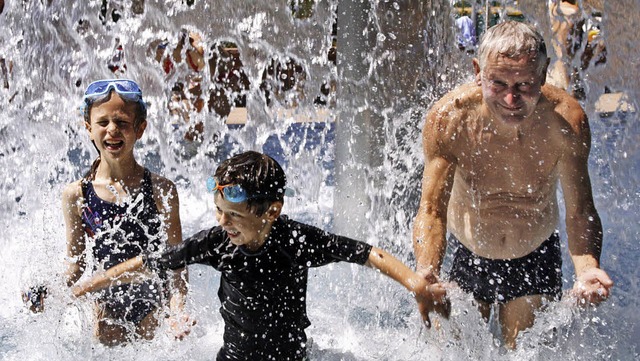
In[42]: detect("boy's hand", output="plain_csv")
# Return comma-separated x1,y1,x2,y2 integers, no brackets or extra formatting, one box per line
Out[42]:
414,269,450,328
168,312,196,340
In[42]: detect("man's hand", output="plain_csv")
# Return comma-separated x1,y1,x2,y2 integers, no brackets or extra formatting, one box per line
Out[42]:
414,269,450,328
571,267,613,305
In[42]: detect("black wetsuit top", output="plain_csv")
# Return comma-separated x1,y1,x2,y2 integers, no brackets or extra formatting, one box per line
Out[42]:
148,215,372,360
81,168,164,324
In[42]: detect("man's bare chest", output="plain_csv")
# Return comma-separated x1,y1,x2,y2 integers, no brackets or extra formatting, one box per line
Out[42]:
454,134,561,194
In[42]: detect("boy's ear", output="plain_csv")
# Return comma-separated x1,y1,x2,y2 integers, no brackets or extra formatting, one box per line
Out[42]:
265,201,283,221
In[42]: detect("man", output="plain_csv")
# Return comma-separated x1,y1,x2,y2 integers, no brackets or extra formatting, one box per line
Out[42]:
412,21,613,349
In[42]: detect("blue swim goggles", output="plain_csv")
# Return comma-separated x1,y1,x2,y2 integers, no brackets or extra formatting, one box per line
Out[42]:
81,79,147,119
207,177,252,203
83,79,143,103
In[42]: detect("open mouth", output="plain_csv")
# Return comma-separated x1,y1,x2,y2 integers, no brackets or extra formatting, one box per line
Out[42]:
226,229,240,238
104,140,124,151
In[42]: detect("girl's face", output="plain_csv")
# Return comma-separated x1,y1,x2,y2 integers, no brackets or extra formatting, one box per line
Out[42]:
85,93,146,159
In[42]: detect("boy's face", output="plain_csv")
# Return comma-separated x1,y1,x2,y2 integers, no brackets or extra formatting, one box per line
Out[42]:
214,193,280,251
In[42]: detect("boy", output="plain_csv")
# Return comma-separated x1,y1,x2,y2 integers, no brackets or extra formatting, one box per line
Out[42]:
74,151,446,360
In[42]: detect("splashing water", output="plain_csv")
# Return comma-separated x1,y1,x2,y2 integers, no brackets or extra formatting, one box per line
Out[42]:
0,1,637,360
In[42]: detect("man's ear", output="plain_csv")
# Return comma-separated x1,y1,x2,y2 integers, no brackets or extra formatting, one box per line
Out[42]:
541,57,550,86
265,201,283,221
472,58,482,85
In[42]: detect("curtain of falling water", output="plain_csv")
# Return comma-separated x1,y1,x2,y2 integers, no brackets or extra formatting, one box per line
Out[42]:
0,0,637,360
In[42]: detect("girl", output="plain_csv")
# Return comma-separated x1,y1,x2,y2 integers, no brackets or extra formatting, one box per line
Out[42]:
62,79,191,345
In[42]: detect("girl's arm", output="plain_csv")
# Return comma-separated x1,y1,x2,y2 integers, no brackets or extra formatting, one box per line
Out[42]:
62,182,87,287
366,246,449,327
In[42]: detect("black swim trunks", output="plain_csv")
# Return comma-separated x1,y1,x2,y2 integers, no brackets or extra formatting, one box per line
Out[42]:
448,233,563,304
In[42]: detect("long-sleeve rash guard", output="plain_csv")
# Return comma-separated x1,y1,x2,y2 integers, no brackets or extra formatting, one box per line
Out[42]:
146,215,372,340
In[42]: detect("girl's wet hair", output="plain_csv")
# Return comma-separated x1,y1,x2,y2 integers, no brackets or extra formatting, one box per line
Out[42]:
214,151,287,216
477,21,548,74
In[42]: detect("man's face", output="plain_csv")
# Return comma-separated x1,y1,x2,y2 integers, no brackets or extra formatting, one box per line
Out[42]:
475,54,547,125
214,193,276,251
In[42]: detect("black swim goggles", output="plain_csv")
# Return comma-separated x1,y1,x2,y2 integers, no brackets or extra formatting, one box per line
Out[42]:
207,177,252,203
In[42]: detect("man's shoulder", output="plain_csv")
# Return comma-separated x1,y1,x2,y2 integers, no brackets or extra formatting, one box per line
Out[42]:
542,85,586,118
431,83,482,115
426,83,481,133
541,84,588,132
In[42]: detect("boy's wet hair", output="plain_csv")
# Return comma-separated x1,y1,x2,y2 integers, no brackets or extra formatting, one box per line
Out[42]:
215,151,287,216
477,21,548,74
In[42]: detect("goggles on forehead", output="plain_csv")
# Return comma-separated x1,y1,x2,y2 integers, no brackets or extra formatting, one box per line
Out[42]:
207,177,251,203
81,79,147,121
83,79,143,102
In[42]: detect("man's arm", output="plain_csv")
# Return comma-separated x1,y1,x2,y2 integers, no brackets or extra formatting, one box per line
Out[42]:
413,107,457,276
411,106,458,326
557,107,613,304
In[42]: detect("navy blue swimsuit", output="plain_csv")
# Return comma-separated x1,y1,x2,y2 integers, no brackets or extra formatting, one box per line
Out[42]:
81,168,164,324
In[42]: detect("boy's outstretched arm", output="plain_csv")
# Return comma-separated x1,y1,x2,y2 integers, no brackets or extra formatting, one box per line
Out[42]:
366,247,450,327
71,256,148,298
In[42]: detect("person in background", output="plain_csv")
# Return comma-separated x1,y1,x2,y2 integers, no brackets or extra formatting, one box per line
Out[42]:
455,13,476,53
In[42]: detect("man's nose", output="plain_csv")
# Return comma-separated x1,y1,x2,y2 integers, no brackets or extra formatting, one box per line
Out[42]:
504,88,520,105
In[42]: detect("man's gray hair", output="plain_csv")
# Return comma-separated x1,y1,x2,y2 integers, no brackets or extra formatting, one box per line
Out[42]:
477,21,548,74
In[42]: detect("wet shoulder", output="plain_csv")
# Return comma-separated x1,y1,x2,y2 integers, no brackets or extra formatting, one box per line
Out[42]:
424,83,482,157
148,171,179,211
149,172,178,194
542,84,589,136
426,83,481,131
61,180,84,215
62,180,83,203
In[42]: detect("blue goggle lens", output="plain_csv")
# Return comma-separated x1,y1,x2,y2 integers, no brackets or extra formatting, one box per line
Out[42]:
85,79,142,96
207,177,250,203
83,79,143,103
81,79,147,120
